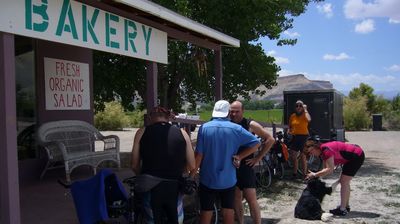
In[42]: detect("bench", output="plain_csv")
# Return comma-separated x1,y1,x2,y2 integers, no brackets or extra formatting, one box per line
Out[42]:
36,120,121,182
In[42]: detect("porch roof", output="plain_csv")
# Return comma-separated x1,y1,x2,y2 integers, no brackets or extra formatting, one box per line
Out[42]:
106,0,240,48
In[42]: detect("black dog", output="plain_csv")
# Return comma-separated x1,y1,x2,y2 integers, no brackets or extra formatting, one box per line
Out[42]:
294,178,335,220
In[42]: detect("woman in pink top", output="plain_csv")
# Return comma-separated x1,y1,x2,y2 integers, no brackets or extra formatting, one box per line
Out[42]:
304,136,365,216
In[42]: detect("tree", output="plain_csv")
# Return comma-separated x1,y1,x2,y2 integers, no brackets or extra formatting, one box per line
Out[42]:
94,0,322,111
392,94,400,111
343,96,370,131
93,52,146,112
348,83,376,113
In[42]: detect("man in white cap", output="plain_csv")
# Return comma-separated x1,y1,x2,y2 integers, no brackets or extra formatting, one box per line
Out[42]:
195,100,261,224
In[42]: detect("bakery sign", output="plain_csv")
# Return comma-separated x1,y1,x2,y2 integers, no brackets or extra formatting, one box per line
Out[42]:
44,57,90,110
0,0,168,64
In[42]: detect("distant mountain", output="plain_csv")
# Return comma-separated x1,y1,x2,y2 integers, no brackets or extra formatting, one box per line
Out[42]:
248,74,334,102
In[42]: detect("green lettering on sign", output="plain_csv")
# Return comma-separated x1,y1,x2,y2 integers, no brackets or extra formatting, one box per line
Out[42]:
82,5,99,44
142,25,152,55
56,0,78,40
25,0,49,32
124,19,137,53
105,13,120,49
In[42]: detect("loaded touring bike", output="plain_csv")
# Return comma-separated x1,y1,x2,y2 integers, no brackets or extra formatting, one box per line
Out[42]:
254,131,289,191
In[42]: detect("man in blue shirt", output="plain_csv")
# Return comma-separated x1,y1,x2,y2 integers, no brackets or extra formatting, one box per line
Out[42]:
195,100,260,224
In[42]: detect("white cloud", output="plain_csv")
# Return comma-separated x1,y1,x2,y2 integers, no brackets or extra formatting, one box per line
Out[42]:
267,50,290,64
385,64,400,72
344,0,400,22
317,3,333,18
389,18,400,24
355,19,375,33
323,53,352,61
283,30,300,38
275,57,290,64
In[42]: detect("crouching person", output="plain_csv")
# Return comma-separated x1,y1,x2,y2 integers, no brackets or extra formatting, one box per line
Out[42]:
304,136,365,216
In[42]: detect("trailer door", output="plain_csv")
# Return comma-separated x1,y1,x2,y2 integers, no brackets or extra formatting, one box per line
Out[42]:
309,94,332,141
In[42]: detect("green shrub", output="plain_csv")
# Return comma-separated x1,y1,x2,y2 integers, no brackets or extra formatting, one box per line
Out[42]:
95,101,130,130
343,97,371,131
126,110,145,128
383,111,400,130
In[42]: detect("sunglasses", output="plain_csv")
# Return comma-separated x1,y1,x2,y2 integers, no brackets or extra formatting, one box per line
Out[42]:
296,104,303,108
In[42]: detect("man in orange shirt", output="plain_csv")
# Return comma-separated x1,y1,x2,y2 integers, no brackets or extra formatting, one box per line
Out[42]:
288,100,311,178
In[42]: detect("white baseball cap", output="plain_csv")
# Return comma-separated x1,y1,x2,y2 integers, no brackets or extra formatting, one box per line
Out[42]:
212,100,230,118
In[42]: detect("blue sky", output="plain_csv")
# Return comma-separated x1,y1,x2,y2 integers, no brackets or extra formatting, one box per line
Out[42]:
260,0,400,98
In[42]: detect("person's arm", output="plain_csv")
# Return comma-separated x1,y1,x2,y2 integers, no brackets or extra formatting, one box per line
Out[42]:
303,104,311,122
234,142,261,165
245,121,275,167
131,128,145,175
306,157,334,179
192,152,203,177
191,126,204,177
288,114,293,134
180,129,195,174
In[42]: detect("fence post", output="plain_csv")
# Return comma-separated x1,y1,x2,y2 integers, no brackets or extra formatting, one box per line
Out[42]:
272,123,276,138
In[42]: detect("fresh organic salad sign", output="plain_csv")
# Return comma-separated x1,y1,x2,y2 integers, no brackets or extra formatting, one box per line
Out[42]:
44,57,90,110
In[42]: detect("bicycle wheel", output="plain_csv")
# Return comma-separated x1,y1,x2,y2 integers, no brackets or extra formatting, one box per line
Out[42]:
269,153,285,179
255,158,272,189
211,203,219,224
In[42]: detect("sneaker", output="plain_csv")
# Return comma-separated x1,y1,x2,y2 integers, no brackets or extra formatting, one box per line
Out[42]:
330,207,348,216
346,205,351,212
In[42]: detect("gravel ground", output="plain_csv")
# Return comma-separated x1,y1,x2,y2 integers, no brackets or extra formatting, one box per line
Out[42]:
255,131,400,224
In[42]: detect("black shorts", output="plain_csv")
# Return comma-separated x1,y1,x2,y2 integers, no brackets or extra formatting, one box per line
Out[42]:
290,135,309,152
236,163,256,190
342,151,365,177
199,184,236,210
149,181,180,223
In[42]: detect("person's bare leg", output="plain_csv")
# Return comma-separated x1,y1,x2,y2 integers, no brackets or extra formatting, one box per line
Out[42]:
243,188,261,224
290,150,299,175
199,210,213,224
234,187,244,224
222,208,235,224
339,174,353,210
301,152,308,175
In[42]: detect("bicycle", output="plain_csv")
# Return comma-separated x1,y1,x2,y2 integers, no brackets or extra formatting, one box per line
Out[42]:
254,131,287,191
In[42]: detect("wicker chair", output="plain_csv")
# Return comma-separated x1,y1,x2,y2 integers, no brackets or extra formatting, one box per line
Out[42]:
36,120,121,182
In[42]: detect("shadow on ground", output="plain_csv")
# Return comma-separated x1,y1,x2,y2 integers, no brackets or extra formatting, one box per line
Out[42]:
357,158,397,177
333,211,381,221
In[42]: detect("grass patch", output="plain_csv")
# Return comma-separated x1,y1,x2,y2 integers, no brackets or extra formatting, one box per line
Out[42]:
199,109,283,124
